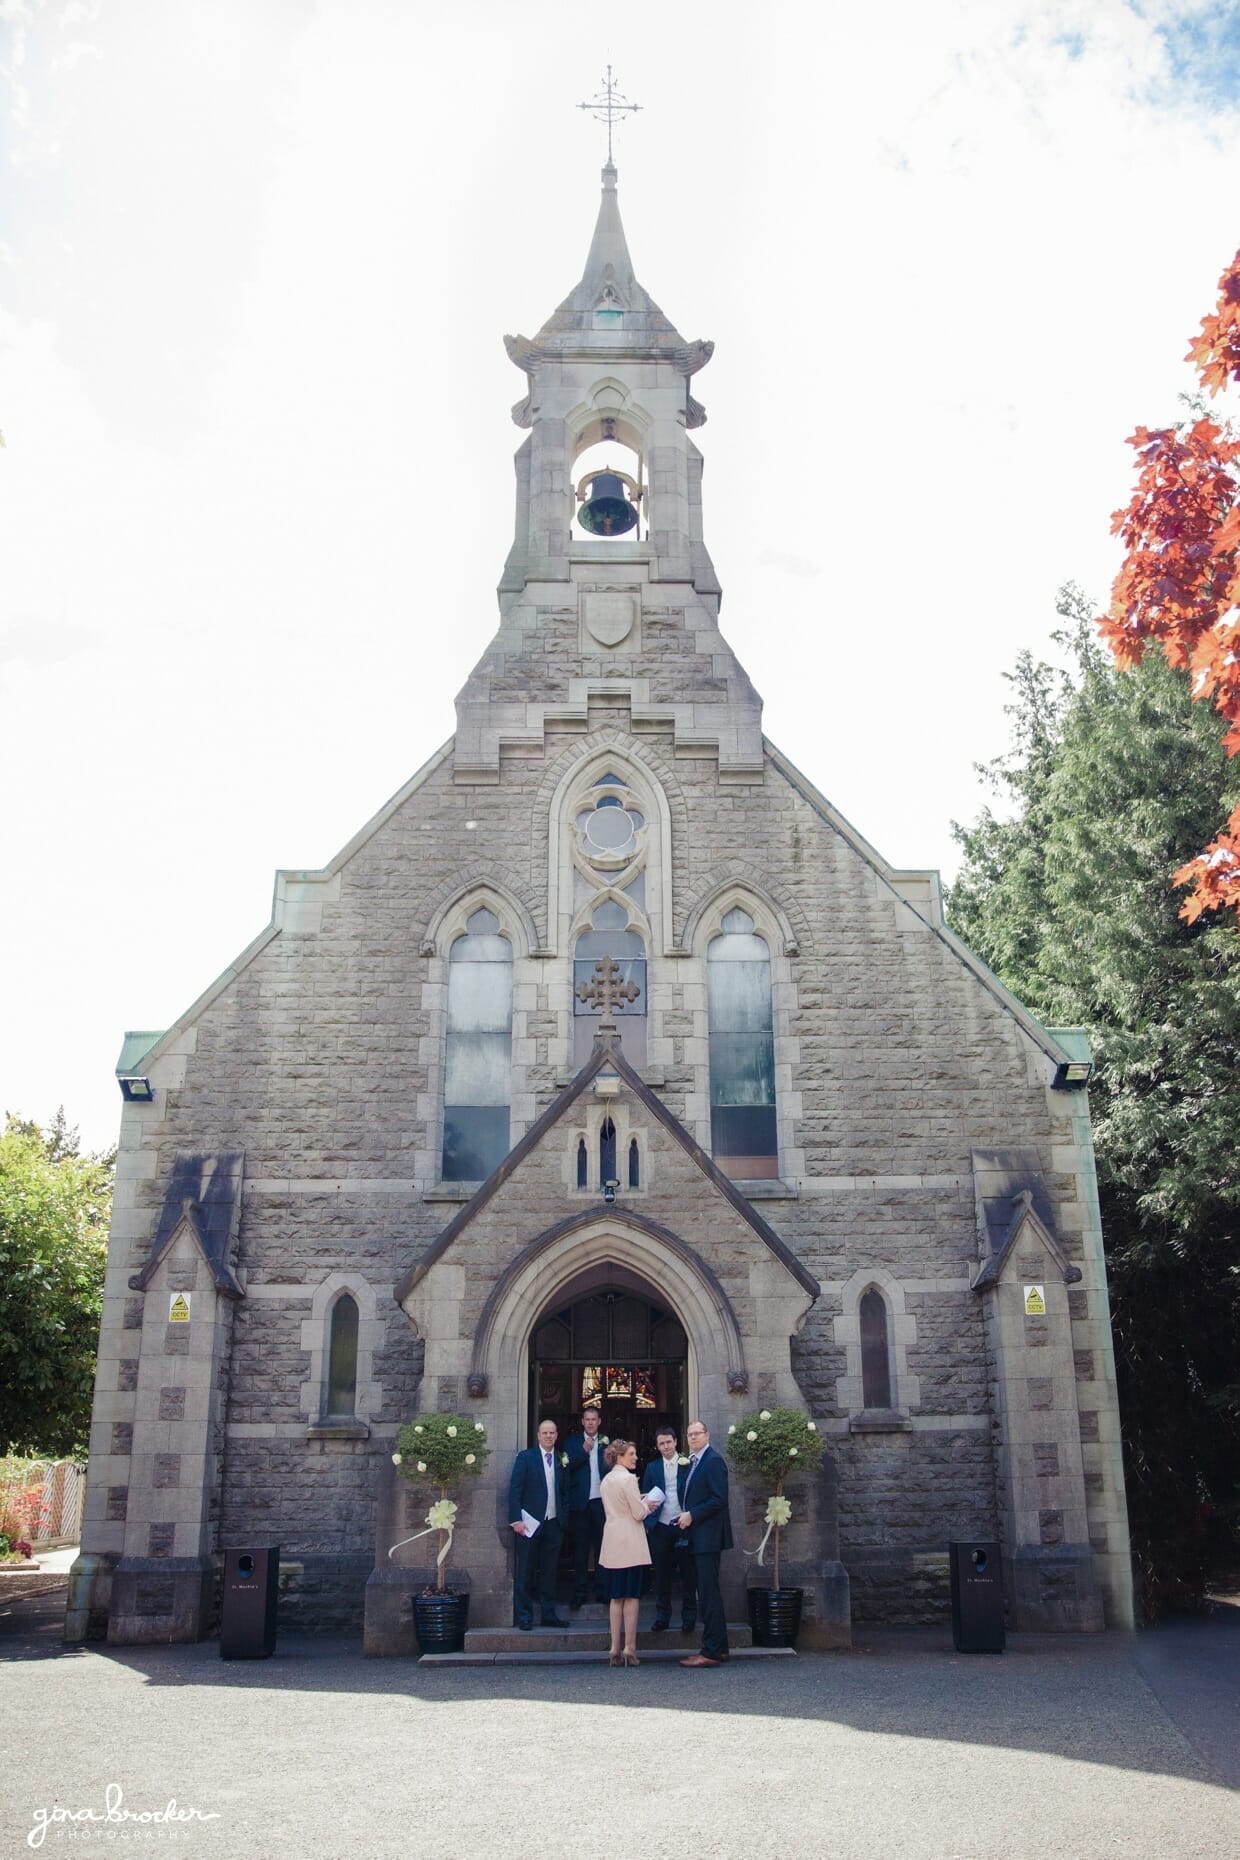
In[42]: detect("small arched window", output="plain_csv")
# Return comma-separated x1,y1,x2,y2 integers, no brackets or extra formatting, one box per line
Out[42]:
707,908,777,1179
576,1137,588,1188
860,1288,893,1410
326,1294,359,1419
442,908,512,1181
599,1116,617,1187
628,1136,640,1189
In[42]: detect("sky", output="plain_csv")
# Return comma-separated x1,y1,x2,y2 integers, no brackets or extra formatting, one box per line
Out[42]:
3,0,1240,1154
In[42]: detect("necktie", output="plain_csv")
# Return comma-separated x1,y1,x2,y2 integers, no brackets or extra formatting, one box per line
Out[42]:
545,1452,552,1467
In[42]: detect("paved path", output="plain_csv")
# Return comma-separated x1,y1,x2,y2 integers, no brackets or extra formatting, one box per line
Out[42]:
2,1580,1236,1859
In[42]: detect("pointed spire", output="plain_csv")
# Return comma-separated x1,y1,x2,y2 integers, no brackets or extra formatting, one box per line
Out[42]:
528,162,683,347
581,162,636,299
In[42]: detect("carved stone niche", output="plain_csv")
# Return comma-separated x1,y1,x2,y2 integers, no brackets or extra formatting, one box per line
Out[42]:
466,1373,488,1398
727,1370,749,1395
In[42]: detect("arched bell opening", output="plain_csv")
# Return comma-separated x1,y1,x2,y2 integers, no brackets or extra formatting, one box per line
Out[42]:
526,1262,690,1463
572,433,645,540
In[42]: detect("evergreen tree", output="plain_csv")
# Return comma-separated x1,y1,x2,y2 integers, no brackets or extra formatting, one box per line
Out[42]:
948,590,1240,1612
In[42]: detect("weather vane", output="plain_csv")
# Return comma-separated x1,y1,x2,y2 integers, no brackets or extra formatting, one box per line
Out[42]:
577,65,642,164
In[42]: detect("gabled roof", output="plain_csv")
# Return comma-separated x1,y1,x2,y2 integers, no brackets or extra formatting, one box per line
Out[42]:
129,1151,245,1299
972,1188,1082,1291
395,1030,820,1304
764,738,1076,1071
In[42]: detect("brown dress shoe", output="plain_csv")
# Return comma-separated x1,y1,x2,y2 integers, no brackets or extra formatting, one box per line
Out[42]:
679,1654,722,1667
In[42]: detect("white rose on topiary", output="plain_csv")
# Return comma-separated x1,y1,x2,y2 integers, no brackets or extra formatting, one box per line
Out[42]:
807,1421,817,1431
759,1410,772,1421
746,1430,757,1441
789,1447,799,1457
446,1425,457,1437
391,1453,402,1465
465,1453,476,1465
475,1422,485,1432
414,1425,424,1434
728,1424,737,1435
417,1461,427,1472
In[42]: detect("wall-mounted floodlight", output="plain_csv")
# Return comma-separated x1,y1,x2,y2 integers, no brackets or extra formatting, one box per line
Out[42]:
118,1076,155,1103
602,1178,620,1205
1051,1061,1092,1090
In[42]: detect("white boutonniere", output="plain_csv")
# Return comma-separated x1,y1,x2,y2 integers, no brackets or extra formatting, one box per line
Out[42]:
560,1453,569,1467
600,1435,610,1445
677,1455,690,1465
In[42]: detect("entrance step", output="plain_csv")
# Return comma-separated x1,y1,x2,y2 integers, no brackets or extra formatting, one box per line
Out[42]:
445,1617,758,1660
422,1644,791,1674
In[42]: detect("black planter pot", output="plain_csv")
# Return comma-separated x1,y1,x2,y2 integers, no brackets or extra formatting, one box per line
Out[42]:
748,1586,804,1648
412,1591,469,1654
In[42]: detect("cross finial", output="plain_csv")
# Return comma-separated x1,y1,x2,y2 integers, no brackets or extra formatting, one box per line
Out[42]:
574,954,641,1029
577,65,642,165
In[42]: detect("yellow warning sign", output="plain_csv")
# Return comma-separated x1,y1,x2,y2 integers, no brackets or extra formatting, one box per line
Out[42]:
1023,1284,1046,1316
168,1293,191,1323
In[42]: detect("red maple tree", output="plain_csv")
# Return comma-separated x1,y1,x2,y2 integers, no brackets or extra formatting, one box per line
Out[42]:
1098,249,1240,922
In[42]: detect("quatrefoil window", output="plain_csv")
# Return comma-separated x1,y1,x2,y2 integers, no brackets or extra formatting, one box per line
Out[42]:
576,791,644,864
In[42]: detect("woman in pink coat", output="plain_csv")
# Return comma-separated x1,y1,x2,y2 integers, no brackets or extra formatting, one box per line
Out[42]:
599,1439,659,1665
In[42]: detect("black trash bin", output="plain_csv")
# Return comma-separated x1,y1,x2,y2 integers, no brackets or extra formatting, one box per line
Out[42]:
949,1540,1005,1653
220,1545,280,1659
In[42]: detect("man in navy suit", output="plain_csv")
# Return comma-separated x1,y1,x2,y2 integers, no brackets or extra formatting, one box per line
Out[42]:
676,1419,733,1667
563,1407,606,1606
508,1418,570,1630
641,1425,697,1633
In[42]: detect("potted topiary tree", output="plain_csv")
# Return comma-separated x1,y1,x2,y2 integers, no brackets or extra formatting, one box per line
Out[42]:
391,1412,489,1653
725,1406,826,1647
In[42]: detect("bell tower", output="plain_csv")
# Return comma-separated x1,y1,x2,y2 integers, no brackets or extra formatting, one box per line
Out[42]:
454,135,764,786
500,158,719,596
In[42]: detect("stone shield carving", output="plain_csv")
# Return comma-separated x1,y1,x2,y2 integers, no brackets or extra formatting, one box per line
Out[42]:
584,592,637,648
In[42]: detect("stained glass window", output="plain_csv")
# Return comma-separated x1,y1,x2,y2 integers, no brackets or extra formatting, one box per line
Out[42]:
708,909,777,1178
573,908,647,1065
442,908,512,1181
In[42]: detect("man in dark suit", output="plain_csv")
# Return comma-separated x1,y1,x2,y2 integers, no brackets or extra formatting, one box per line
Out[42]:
641,1425,697,1633
508,1418,570,1630
676,1419,733,1667
563,1406,606,1606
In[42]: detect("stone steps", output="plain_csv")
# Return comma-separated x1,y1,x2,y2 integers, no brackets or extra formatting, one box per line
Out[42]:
420,1644,795,1674
419,1615,785,1665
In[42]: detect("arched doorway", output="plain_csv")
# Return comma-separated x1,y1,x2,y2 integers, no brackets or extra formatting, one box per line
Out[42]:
528,1285,687,1460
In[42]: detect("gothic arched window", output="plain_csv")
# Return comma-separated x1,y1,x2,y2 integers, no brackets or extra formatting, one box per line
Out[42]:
326,1293,359,1419
707,908,777,1179
442,907,512,1181
573,900,647,1067
628,1136,640,1189
860,1288,893,1410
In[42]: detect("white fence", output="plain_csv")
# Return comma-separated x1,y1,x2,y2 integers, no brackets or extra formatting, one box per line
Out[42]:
1,1459,86,1547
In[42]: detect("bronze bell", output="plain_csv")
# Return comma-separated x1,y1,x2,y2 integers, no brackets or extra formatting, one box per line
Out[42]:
577,471,639,537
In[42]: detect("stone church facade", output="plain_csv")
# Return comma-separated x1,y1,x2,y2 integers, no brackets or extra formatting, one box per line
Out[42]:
67,164,1133,1651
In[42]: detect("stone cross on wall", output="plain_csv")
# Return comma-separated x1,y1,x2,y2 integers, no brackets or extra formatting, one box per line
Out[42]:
575,955,641,1028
